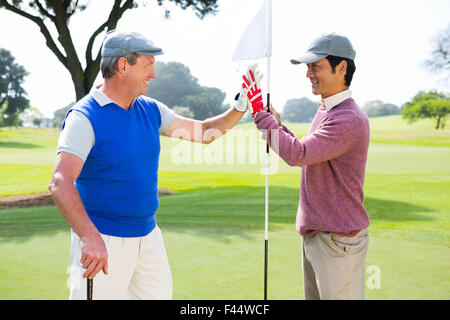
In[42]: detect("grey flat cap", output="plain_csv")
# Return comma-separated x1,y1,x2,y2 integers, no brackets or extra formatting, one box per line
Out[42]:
291,33,355,64
101,29,163,57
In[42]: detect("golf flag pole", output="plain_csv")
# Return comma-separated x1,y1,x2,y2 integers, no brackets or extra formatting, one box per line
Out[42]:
264,0,272,301
232,0,272,300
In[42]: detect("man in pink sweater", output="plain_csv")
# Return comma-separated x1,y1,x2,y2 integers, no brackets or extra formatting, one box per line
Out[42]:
254,33,370,299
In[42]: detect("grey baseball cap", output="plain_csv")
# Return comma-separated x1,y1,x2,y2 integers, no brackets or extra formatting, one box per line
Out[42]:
101,29,164,57
291,33,355,64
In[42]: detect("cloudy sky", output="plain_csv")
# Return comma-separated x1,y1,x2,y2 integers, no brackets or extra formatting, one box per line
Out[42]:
0,0,449,118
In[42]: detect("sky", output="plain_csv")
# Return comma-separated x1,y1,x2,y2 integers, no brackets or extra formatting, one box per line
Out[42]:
0,0,449,118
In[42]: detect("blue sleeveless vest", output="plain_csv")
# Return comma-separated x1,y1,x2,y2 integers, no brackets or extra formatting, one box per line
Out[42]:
62,94,161,237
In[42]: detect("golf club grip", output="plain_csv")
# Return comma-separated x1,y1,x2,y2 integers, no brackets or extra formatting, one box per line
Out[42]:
87,278,93,300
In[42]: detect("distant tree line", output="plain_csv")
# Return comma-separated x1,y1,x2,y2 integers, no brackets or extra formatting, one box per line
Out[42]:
2,48,447,130
281,98,318,123
363,100,400,117
280,97,401,122
51,61,229,129
278,94,449,130
146,61,228,120
280,98,402,122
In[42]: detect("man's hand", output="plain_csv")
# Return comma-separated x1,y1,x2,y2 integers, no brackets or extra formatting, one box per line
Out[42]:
242,64,264,117
49,151,109,279
80,234,108,279
266,104,282,127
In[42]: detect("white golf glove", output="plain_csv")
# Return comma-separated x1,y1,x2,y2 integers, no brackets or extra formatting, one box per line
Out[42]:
234,85,251,112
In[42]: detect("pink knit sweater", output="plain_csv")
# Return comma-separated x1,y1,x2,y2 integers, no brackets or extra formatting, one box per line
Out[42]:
254,98,370,237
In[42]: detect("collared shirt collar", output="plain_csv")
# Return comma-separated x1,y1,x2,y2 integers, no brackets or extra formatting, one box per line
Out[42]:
90,86,137,108
322,89,352,111
90,86,116,107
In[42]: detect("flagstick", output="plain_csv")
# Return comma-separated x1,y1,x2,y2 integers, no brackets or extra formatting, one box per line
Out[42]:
264,0,272,301
231,0,272,301
264,55,271,301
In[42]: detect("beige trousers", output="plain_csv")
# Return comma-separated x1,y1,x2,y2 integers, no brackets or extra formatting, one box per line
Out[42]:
302,229,369,300
69,225,172,300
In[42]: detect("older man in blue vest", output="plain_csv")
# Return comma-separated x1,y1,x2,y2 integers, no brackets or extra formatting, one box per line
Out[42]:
49,30,254,300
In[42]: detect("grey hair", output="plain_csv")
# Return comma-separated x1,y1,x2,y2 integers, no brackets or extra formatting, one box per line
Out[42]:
100,52,140,79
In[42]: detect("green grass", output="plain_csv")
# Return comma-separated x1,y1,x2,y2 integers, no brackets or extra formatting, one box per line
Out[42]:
0,172,448,299
0,127,57,196
0,164,53,196
1,116,449,195
368,115,450,147
282,115,450,147
0,115,449,299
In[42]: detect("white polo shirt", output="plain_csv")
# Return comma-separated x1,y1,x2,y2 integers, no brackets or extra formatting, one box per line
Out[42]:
57,88,176,161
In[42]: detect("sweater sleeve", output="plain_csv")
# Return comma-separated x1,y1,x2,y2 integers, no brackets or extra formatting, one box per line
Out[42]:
254,111,361,166
281,124,297,138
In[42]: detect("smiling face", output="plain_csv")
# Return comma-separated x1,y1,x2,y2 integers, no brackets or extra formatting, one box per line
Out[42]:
125,54,156,97
306,58,347,99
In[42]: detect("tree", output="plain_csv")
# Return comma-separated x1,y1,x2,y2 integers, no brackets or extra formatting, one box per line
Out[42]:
424,24,450,80
19,106,44,127
52,102,74,128
183,87,226,120
147,61,227,120
172,106,194,118
362,100,400,117
402,90,449,129
0,0,219,101
147,61,202,107
281,97,318,123
0,48,30,126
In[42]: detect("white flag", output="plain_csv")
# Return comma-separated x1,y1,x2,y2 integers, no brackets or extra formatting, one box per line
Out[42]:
232,0,272,61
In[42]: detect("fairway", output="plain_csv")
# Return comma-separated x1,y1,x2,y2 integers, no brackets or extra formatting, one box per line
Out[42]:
0,115,449,299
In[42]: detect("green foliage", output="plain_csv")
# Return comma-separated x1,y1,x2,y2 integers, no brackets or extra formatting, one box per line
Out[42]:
146,61,226,120
363,100,400,117
19,107,44,127
183,86,226,120
281,97,318,123
52,102,74,129
171,106,194,118
0,48,29,126
402,90,450,129
147,62,202,106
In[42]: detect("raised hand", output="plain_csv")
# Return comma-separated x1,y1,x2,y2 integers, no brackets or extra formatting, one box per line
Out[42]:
234,84,251,113
242,64,264,117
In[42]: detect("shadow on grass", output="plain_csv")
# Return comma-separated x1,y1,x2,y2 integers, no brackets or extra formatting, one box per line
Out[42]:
364,197,433,221
0,186,434,243
159,186,435,241
0,141,42,149
0,206,67,243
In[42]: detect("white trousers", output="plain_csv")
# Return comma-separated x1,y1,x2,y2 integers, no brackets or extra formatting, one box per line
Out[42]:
69,225,173,300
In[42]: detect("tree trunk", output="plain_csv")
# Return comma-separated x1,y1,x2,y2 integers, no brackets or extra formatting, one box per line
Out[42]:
83,63,100,98
1,0,218,104
73,73,88,101
435,116,441,130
